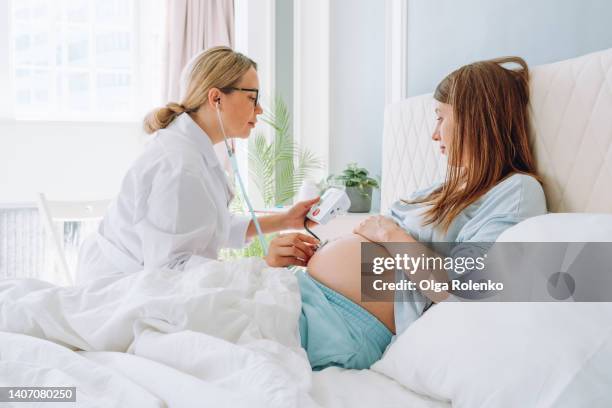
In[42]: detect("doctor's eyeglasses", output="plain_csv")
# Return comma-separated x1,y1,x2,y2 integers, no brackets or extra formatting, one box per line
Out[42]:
220,87,260,108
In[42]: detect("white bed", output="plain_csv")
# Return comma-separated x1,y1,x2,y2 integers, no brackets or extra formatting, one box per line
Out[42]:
2,48,612,407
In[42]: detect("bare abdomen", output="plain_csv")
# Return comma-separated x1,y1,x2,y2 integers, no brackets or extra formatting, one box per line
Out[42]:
306,234,396,333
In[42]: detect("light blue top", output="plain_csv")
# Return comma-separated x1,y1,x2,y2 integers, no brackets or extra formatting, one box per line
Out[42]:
386,173,547,336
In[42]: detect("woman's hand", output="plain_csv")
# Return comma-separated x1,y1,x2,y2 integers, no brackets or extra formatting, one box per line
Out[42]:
264,232,320,267
282,197,320,229
353,215,414,243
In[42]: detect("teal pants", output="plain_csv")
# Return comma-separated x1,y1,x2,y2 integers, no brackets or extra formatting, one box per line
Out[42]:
297,271,393,371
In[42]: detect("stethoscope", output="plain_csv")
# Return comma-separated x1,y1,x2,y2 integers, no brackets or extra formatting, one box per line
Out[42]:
214,99,324,265
215,100,269,256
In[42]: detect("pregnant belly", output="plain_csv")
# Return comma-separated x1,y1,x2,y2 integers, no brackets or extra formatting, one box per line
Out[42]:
306,234,396,333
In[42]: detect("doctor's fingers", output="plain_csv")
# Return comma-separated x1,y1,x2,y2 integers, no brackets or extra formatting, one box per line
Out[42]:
275,234,317,257
279,256,308,267
273,242,313,261
265,253,307,268
277,232,319,246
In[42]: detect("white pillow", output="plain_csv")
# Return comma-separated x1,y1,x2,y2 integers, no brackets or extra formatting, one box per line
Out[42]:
497,213,612,242
372,303,612,407
372,212,612,407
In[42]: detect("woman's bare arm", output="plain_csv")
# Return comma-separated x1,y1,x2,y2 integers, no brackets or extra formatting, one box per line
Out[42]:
354,215,453,303
381,228,452,303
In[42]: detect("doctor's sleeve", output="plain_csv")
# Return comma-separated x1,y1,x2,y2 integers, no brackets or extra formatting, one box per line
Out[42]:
136,167,218,270
226,213,252,249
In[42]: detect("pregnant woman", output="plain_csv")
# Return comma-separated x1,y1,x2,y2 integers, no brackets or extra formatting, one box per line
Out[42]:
298,56,547,370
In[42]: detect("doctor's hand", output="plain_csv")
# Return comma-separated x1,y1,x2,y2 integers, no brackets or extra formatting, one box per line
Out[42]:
282,197,320,230
265,232,320,267
353,215,414,243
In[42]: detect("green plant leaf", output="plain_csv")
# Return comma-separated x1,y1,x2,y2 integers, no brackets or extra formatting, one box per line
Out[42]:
247,94,324,209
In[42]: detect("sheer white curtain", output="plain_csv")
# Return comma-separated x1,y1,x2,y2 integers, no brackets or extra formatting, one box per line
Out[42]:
162,0,235,172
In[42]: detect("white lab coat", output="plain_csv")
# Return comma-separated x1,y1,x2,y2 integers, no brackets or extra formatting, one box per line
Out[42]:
77,113,251,283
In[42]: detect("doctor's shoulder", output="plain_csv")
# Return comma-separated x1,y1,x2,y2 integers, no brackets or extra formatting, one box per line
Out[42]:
139,128,205,172
120,130,203,192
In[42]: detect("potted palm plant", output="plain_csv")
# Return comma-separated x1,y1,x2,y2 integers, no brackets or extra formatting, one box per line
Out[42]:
248,95,323,207
221,95,323,259
328,163,379,213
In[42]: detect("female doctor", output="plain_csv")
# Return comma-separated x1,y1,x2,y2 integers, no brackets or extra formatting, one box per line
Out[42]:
77,46,319,283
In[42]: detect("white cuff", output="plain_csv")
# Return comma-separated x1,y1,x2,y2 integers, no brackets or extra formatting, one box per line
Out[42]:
226,214,253,249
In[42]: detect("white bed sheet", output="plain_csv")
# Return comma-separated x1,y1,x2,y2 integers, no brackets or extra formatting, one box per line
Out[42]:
78,351,256,407
75,352,451,408
311,367,450,408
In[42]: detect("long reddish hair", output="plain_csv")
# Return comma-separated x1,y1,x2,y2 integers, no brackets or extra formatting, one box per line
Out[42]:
406,56,542,233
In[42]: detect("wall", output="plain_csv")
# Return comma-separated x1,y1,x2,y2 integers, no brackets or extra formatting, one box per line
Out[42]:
275,0,293,124
293,0,330,183
0,120,145,203
329,0,385,209
406,0,612,96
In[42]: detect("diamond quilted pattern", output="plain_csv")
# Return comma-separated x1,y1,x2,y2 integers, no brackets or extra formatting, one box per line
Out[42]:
381,48,612,214
380,95,446,212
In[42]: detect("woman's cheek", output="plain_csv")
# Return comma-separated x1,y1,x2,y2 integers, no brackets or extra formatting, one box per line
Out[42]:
441,125,452,145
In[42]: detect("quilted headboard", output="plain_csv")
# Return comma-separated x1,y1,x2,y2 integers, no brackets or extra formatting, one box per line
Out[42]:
381,48,612,213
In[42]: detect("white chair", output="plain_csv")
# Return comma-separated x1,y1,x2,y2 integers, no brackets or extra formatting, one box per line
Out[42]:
36,193,110,285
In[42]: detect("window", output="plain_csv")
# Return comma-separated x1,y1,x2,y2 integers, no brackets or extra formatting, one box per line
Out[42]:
11,0,165,121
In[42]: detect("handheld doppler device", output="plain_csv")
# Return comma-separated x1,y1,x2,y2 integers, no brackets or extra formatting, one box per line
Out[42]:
306,187,351,225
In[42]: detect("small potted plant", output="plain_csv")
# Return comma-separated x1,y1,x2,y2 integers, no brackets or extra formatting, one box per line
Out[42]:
328,163,379,213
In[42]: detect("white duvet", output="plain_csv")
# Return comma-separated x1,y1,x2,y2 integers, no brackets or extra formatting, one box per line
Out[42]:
3,244,602,407
0,257,318,407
